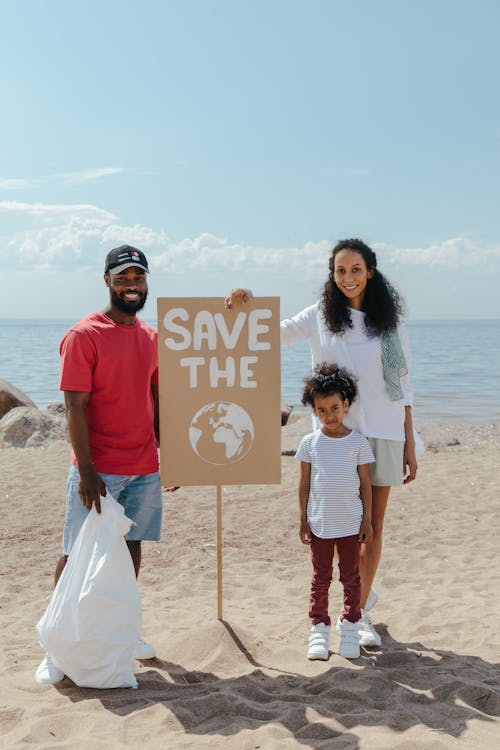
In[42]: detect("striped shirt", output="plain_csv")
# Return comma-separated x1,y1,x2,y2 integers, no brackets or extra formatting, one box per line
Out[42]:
296,429,375,538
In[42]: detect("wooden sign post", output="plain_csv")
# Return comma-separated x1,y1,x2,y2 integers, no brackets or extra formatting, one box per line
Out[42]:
217,484,222,620
157,297,281,620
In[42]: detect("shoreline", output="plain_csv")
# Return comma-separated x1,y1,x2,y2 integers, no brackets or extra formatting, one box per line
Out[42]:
286,403,500,426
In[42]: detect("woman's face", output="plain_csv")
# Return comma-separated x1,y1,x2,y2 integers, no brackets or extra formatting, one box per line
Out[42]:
333,249,374,310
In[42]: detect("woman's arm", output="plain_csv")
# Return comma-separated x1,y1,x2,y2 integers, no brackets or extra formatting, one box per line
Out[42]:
225,289,316,347
357,463,373,542
403,405,417,483
280,303,318,346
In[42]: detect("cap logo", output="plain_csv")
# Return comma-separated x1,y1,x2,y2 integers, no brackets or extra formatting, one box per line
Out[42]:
104,244,149,273
117,251,136,261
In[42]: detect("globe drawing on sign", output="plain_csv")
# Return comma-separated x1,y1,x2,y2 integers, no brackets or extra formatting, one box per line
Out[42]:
189,401,255,466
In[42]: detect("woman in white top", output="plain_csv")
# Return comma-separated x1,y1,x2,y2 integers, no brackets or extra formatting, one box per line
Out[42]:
226,238,418,647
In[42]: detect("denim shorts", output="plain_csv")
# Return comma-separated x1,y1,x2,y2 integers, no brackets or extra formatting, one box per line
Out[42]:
367,438,405,487
62,464,163,555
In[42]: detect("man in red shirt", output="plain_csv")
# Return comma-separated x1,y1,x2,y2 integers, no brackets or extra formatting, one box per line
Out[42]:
36,245,165,685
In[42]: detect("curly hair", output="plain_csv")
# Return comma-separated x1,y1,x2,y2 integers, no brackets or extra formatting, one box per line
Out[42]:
302,362,358,407
320,238,404,335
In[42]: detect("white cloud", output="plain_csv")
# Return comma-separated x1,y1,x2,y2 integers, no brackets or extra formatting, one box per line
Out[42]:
0,202,333,276
0,167,124,190
55,167,125,183
151,234,332,275
0,202,118,270
375,238,500,267
0,201,115,222
2,202,499,319
2,201,500,286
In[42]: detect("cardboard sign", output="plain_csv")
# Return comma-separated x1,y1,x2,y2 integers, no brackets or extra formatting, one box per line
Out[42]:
157,297,281,487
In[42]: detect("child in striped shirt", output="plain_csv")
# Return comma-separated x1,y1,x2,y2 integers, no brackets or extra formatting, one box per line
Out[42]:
296,363,375,660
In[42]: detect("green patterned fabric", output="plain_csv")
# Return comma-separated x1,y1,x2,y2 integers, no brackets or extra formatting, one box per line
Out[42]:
380,329,408,401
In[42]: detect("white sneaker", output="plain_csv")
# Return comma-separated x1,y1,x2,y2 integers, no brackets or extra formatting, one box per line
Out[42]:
358,610,381,647
35,654,65,685
133,638,156,660
364,588,378,612
337,619,361,659
307,622,330,660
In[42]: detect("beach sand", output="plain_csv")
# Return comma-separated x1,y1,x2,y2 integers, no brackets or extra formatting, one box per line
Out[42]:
1,417,499,749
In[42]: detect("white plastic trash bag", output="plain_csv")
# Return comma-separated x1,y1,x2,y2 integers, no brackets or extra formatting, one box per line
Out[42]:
36,494,141,688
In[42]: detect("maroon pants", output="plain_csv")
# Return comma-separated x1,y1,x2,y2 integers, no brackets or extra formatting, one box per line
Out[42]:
309,532,361,626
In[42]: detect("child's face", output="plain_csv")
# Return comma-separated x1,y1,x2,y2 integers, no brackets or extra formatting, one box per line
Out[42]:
312,392,349,436
333,249,374,310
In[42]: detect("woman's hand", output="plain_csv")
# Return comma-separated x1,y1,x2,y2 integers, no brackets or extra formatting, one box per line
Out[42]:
224,288,253,311
403,405,418,484
403,443,417,484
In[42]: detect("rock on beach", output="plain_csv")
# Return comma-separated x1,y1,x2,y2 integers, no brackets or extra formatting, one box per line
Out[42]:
0,380,67,447
0,406,67,448
0,378,37,420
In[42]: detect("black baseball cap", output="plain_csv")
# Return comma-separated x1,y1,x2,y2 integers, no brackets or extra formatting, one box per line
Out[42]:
104,245,149,274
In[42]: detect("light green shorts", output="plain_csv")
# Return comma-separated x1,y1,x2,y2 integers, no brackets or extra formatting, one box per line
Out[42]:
367,437,405,487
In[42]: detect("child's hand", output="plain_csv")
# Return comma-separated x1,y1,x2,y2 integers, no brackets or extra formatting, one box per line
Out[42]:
299,519,312,545
358,518,373,543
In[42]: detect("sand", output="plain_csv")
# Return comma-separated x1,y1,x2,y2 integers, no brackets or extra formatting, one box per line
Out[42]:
1,416,499,749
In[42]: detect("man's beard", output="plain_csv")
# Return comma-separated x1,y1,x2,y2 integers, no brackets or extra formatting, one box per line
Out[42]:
110,287,148,314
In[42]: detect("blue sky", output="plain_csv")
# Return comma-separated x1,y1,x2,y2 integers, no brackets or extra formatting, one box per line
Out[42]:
1,0,499,320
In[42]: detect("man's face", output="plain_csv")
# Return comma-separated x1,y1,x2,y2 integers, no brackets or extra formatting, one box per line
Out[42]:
105,266,148,313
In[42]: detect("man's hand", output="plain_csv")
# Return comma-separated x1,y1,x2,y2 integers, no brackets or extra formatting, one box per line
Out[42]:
78,466,107,514
163,486,180,492
224,288,253,311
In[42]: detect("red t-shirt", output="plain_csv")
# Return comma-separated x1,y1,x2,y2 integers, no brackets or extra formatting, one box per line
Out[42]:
60,312,159,475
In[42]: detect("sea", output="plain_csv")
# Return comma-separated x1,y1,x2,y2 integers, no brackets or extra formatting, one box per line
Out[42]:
1,319,499,424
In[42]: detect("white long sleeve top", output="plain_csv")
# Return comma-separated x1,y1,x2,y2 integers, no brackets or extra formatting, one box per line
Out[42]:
281,302,413,441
